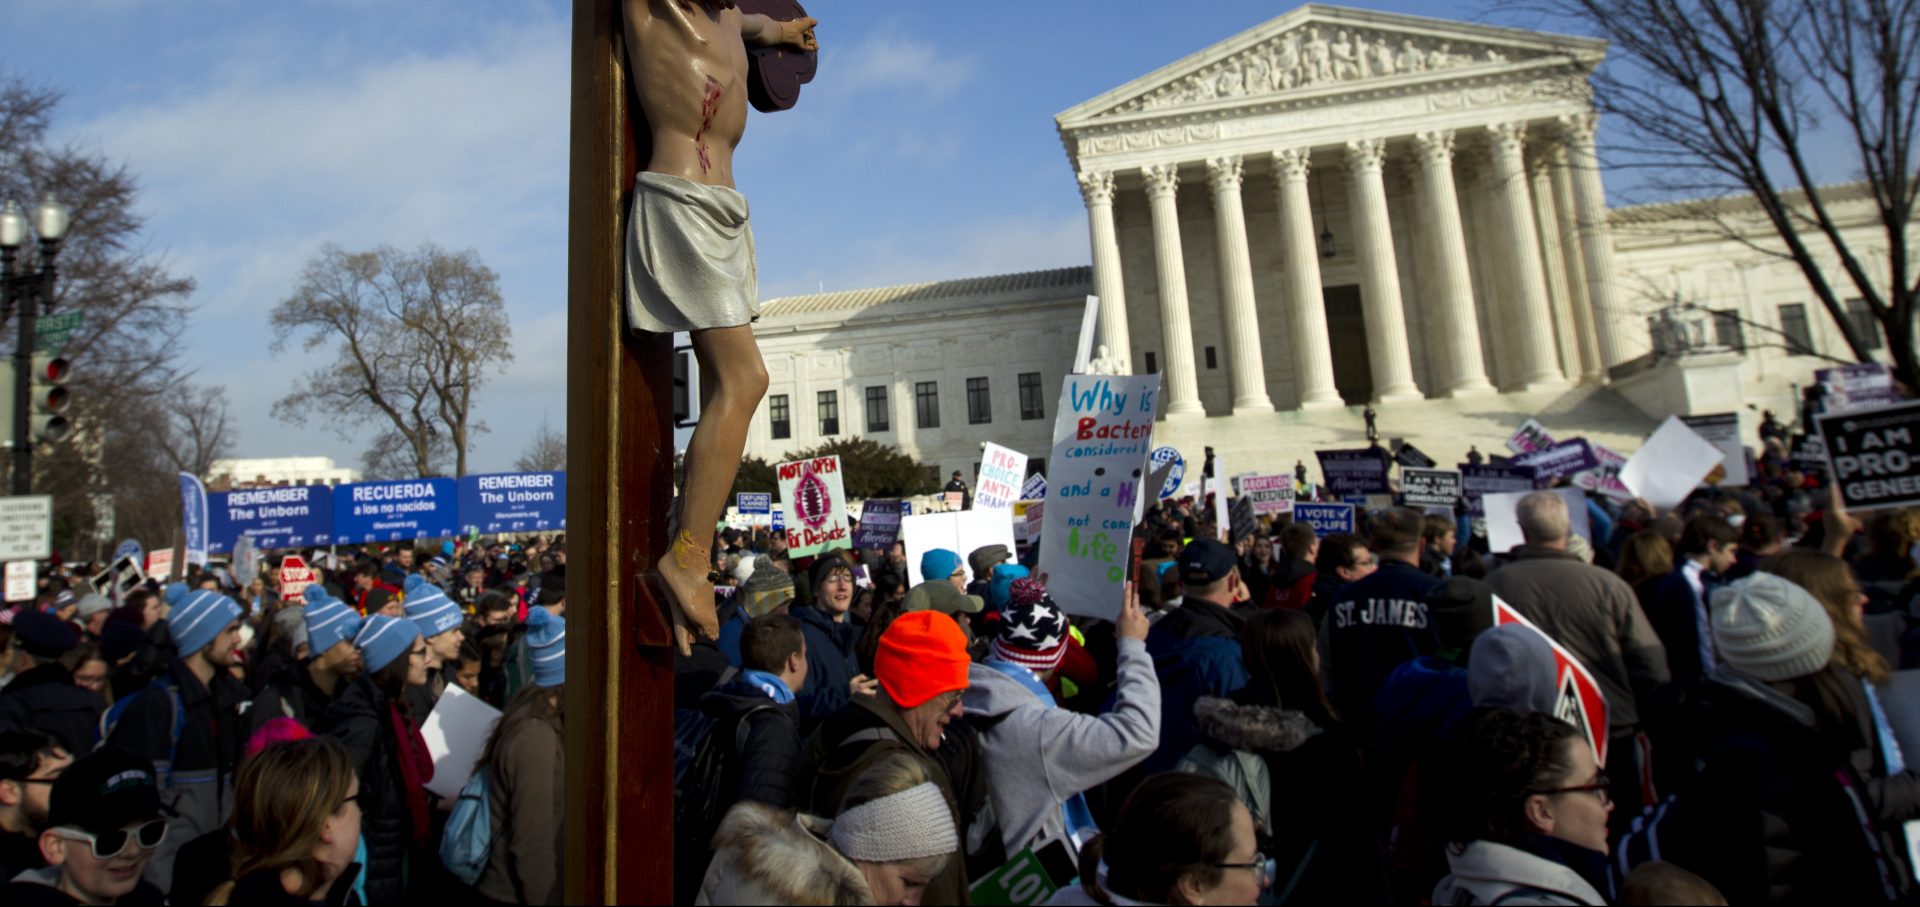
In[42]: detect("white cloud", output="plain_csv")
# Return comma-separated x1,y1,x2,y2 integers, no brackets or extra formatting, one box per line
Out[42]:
828,23,979,101
766,209,1089,298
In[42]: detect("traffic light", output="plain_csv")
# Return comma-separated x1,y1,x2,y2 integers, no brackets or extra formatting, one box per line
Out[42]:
28,352,69,443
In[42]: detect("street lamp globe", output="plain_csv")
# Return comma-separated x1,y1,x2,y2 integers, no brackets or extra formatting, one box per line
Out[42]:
0,201,25,250
33,194,70,243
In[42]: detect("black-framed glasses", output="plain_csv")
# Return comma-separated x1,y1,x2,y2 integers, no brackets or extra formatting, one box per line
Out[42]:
1528,774,1612,805
1218,852,1277,889
52,818,167,859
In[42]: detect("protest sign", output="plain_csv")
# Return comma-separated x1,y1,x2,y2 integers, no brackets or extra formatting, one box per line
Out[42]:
974,443,1029,511
1460,464,1538,517
1292,502,1356,535
777,455,850,557
1148,446,1185,500
1817,400,1920,511
457,472,565,534
90,555,145,602
278,555,315,604
736,492,772,515
1023,501,1045,542
421,685,503,800
1817,363,1904,412
1572,444,1633,502
4,562,34,603
1238,474,1294,517
179,473,209,566
1506,418,1557,455
1513,439,1600,481
943,491,965,511
1493,597,1609,765
1208,456,1230,542
113,538,144,565
1620,417,1724,512
1789,434,1829,476
1400,468,1463,508
1681,413,1750,486
145,549,175,583
1315,448,1392,496
1039,374,1160,620
1482,487,1593,553
1018,473,1048,502
333,479,457,543
851,499,903,549
231,535,258,586
1393,441,1436,469
903,509,1019,586
209,485,335,553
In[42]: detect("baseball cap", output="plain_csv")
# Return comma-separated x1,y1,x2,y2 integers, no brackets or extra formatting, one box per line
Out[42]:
48,748,166,837
1178,538,1237,585
904,580,985,615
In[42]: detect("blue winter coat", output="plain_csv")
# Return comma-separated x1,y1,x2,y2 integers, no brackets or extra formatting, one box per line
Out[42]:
793,605,861,729
1143,597,1248,773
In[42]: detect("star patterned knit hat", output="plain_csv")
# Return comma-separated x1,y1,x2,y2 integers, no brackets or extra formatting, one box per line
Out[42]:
991,577,1071,674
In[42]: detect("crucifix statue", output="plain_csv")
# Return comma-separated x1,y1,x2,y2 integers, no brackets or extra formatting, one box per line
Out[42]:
622,0,818,653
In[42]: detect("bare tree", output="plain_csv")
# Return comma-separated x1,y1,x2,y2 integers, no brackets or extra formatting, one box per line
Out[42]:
514,418,567,472
162,384,232,479
269,243,513,477
2,74,196,553
1530,0,1919,388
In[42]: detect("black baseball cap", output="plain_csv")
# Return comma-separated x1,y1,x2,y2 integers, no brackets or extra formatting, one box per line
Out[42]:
48,748,166,836
1179,538,1238,585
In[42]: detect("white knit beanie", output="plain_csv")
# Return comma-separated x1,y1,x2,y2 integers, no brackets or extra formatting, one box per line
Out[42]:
1710,572,1836,682
828,782,958,863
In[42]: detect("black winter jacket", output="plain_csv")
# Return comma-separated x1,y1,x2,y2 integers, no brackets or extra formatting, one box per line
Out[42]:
0,663,102,754
104,659,247,894
1323,561,1442,742
793,605,861,730
247,659,341,737
699,676,802,810
323,675,417,906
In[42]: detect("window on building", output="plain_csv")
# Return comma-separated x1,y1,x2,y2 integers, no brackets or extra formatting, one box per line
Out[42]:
1779,303,1815,355
769,394,790,440
1205,346,1218,369
1144,351,1158,374
1712,310,1746,351
817,390,839,436
1018,372,1044,421
865,386,889,432
915,382,941,429
921,464,941,489
1846,297,1883,350
967,377,992,424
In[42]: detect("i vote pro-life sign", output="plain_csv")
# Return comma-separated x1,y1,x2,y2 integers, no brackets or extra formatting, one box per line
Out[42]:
1818,400,1920,511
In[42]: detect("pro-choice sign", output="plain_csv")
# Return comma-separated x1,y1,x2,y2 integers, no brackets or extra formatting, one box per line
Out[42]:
458,472,565,534
333,478,459,542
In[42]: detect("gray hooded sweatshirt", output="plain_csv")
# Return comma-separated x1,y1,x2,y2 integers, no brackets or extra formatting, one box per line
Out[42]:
962,636,1161,855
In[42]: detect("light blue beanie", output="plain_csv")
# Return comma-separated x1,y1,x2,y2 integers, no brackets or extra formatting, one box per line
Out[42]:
303,587,362,660
402,575,463,640
988,563,1030,611
920,549,962,584
353,614,421,675
167,587,244,658
526,606,566,688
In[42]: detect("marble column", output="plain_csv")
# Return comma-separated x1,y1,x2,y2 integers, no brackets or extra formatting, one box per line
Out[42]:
1343,138,1423,402
1487,121,1568,391
1077,170,1132,372
1560,112,1629,371
1142,163,1205,417
1410,130,1495,396
1546,144,1603,381
1205,155,1273,413
1529,155,1583,381
1270,148,1344,409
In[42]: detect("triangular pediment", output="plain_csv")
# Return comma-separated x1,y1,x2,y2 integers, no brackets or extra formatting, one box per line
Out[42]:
1057,4,1604,128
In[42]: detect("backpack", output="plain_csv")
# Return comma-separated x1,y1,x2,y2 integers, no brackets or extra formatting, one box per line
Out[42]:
672,704,776,905
100,677,186,785
440,769,492,886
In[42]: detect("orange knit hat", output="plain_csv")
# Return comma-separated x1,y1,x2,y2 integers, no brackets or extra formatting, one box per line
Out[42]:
875,611,971,709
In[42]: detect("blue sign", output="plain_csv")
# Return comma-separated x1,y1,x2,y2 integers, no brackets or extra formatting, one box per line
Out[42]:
1460,464,1539,517
333,478,459,543
207,484,335,553
458,472,566,534
113,538,144,565
179,473,209,566
1315,448,1392,496
1149,447,1186,499
1293,502,1356,535
1018,473,1048,501
771,507,786,531
736,492,772,515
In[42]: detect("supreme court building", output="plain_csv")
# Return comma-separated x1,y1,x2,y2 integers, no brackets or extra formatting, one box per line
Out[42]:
741,5,1908,485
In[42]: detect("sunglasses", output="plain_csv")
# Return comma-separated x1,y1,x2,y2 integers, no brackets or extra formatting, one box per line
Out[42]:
53,818,167,860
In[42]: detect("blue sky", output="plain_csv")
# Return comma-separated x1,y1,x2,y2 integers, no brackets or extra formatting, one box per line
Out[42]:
0,0,1719,473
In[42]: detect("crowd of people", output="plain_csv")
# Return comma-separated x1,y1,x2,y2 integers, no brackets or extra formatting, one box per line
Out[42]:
2,420,1919,905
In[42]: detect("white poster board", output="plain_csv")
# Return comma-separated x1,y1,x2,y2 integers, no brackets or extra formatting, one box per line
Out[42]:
777,455,851,557
902,509,1019,587
1619,416,1726,511
973,443,1029,512
3,562,35,603
1681,413,1750,486
420,684,504,800
1037,374,1161,621
1482,486,1593,554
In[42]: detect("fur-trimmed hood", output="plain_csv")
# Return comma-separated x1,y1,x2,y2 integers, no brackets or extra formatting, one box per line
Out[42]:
697,801,875,906
1192,696,1321,754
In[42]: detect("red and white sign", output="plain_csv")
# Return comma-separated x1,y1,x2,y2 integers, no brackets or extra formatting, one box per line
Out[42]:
1493,596,1610,765
145,550,175,583
279,555,315,604
776,455,850,558
4,561,35,603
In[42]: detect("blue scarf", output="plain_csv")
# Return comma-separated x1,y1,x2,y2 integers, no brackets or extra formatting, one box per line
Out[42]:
742,669,795,705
